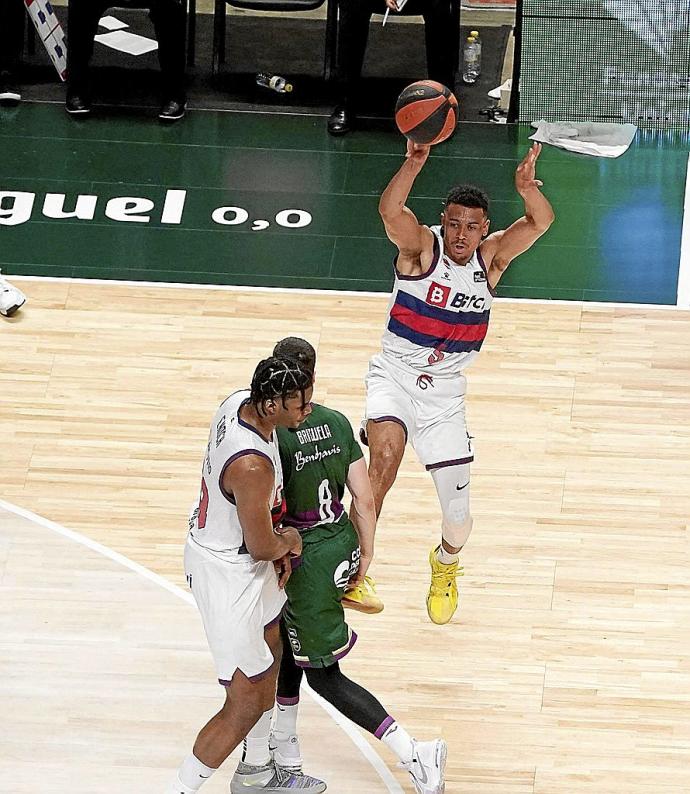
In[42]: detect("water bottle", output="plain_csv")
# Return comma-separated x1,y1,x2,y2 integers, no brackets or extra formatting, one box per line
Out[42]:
470,29,482,76
462,36,481,84
255,72,293,93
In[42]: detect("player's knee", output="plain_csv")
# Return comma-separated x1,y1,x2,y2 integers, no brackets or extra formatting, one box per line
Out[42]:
368,434,403,482
304,664,342,701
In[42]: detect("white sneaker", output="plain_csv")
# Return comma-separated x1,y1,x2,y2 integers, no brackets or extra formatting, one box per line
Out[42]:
269,731,303,773
400,739,447,794
0,272,26,317
230,760,325,793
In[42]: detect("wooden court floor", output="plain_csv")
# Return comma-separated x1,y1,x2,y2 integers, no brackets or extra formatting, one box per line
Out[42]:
2,278,690,793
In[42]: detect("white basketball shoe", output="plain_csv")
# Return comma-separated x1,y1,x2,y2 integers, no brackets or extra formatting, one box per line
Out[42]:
400,738,447,794
0,272,26,317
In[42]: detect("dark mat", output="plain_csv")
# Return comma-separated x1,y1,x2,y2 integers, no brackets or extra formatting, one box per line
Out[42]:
18,9,510,122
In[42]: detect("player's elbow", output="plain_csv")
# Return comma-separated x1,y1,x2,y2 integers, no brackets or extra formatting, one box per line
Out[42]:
533,210,555,234
378,198,402,224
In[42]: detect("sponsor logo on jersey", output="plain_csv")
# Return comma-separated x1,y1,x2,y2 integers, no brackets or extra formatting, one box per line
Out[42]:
294,443,341,472
426,281,486,311
426,281,451,307
474,270,487,282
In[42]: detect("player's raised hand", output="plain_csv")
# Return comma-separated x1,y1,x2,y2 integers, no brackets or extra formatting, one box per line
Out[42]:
515,142,544,195
405,138,431,169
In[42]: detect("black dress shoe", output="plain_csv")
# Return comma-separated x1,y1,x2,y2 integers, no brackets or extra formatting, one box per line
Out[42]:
65,93,91,116
327,105,355,136
159,98,186,123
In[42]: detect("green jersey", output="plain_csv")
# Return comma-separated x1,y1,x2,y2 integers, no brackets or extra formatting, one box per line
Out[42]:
277,403,363,532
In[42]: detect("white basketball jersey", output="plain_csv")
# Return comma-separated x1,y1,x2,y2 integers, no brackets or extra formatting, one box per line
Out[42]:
381,225,495,376
188,390,284,562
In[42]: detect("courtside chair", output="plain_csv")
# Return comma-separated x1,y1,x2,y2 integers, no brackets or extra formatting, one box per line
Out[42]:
212,0,338,79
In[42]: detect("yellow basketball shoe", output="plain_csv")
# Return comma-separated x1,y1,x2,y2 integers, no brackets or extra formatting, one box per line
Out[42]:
426,547,464,625
342,575,384,614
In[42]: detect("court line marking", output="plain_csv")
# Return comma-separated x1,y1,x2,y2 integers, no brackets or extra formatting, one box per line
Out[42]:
0,498,404,794
9,274,687,311
677,152,690,308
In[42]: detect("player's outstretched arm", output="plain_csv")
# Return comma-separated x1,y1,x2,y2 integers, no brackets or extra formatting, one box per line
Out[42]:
346,457,376,584
483,143,555,288
225,455,302,562
378,140,435,276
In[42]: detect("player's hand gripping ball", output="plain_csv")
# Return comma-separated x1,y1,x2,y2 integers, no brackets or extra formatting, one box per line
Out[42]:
395,80,458,145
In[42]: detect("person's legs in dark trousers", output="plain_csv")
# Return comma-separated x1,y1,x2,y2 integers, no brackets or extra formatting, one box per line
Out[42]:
328,0,457,135
327,0,379,135
0,0,26,104
420,0,457,90
148,0,186,106
66,0,109,110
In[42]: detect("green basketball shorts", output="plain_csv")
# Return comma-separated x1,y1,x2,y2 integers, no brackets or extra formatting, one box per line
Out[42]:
283,520,360,668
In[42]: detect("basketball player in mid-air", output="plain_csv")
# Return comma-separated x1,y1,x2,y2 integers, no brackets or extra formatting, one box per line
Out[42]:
364,140,555,624
167,357,326,794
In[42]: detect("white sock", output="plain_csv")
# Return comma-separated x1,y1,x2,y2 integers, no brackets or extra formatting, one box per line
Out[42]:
175,753,217,791
242,708,273,766
437,545,459,565
381,721,415,764
274,700,299,736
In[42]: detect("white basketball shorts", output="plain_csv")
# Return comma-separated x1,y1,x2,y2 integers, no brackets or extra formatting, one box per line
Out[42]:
184,537,287,685
364,353,473,470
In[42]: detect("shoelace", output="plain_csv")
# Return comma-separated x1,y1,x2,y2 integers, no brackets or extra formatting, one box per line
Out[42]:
430,563,464,593
273,765,293,784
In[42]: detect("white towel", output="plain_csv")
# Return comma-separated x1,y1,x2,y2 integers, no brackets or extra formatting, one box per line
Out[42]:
529,119,638,158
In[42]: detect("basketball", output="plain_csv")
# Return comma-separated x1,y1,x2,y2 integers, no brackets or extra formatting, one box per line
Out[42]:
395,80,458,145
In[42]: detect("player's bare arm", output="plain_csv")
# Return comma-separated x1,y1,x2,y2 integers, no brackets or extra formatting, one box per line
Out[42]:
379,140,436,276
345,457,377,585
224,455,302,562
481,142,555,288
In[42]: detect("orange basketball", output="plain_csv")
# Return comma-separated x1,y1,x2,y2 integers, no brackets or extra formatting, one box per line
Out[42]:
395,80,458,145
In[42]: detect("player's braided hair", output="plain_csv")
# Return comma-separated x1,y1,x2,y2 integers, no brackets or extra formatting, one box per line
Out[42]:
250,356,313,415
272,337,316,376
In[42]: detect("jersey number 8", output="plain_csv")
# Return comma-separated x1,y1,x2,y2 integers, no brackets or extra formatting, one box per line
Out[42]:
318,479,336,524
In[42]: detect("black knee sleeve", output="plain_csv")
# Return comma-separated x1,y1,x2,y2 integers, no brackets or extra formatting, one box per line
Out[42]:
304,663,389,736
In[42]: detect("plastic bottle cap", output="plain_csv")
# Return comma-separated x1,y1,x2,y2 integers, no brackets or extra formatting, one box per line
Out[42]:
285,84,294,92
466,36,476,42
470,30,479,37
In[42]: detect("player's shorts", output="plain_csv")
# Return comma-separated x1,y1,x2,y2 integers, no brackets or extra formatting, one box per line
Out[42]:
184,537,287,685
364,352,473,470
282,520,360,668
